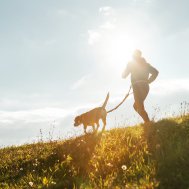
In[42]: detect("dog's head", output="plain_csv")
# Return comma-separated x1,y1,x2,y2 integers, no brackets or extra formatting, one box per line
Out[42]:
74,115,82,127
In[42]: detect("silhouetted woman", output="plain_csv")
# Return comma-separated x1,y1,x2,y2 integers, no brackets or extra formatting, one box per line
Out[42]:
122,49,159,123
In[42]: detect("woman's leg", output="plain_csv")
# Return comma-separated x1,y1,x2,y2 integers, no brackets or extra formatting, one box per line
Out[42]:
133,84,150,123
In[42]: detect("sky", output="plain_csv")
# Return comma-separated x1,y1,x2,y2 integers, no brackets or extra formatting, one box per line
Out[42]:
0,0,189,147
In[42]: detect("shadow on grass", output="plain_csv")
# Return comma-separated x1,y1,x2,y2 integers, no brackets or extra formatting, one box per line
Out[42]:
53,132,103,188
56,132,102,173
143,119,189,189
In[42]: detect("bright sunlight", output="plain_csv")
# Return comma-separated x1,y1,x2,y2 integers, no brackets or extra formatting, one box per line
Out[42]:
90,20,151,76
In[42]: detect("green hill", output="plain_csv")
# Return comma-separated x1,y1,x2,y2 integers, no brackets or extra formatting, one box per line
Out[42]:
0,115,189,189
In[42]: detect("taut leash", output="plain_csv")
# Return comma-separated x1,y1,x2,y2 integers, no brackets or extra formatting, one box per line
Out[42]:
107,85,133,113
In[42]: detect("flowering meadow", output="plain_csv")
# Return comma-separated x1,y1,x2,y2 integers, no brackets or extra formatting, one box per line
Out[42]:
0,115,189,188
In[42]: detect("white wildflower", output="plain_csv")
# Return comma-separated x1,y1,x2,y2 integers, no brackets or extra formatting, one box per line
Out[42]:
121,165,127,171
29,181,33,187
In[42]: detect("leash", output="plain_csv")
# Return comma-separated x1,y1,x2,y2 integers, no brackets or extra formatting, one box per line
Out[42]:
107,85,133,113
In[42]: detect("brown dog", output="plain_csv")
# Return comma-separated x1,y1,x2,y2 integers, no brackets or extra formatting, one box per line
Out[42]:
74,93,109,134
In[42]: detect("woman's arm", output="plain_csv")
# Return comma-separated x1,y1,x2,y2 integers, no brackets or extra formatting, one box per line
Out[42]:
148,64,159,84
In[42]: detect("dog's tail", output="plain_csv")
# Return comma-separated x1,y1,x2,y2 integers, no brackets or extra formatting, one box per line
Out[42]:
102,92,109,109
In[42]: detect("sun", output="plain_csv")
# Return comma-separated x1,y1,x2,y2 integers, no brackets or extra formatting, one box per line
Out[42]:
106,33,137,64
95,31,139,75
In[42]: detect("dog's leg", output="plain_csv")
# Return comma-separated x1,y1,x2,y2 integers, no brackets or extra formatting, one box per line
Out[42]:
92,124,95,132
96,121,100,132
102,118,106,131
83,125,87,134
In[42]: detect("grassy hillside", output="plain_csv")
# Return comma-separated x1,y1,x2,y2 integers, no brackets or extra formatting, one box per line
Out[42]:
0,115,189,189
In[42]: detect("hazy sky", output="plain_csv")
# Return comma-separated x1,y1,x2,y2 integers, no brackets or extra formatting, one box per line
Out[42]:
0,0,189,146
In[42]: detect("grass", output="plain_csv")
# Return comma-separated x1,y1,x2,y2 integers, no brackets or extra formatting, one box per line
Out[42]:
0,115,189,189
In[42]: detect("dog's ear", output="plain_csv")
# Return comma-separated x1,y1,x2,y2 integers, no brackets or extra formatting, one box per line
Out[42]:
76,115,83,123
79,115,83,121
78,115,83,123
74,115,82,126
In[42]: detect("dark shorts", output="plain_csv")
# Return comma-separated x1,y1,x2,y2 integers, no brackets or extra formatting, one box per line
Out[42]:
132,83,149,104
